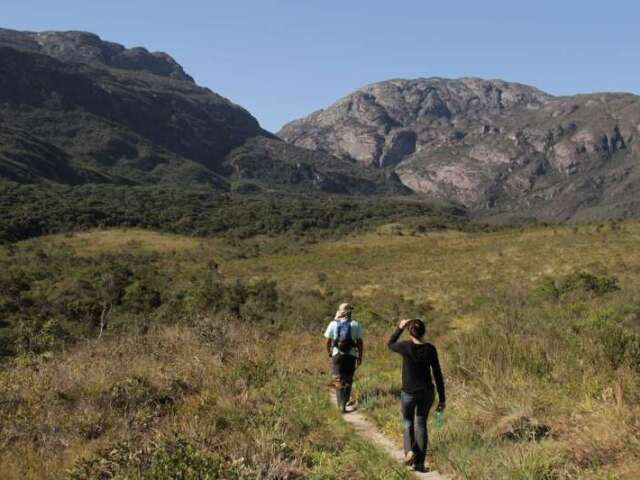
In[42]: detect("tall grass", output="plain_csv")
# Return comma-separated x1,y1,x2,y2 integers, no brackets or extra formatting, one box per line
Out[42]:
3,220,640,478
0,319,411,479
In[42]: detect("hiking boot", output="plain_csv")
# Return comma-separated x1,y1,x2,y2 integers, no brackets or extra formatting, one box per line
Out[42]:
403,450,415,466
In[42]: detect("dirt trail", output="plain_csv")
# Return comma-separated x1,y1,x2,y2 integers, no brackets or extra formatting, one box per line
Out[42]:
334,394,449,479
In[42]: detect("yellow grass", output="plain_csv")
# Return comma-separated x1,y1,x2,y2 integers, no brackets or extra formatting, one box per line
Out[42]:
6,220,640,478
45,228,211,256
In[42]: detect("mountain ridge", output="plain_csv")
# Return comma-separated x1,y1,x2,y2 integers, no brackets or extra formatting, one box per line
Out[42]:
279,76,640,221
0,28,401,195
0,27,194,82
4,26,640,219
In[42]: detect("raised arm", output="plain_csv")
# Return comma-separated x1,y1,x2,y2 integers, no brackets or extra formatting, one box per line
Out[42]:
430,345,446,409
388,319,410,353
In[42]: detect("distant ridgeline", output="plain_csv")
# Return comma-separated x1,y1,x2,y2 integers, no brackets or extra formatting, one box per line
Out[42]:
0,28,408,197
2,28,640,224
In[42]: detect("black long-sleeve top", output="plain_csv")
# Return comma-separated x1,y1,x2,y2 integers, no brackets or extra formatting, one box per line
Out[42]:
388,328,446,402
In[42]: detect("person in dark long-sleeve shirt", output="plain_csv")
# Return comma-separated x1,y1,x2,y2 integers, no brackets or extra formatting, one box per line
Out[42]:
388,318,445,473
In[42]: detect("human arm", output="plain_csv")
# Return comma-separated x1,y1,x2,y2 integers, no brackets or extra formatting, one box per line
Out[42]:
356,338,364,366
326,338,333,357
430,345,446,410
323,321,335,357
387,319,411,353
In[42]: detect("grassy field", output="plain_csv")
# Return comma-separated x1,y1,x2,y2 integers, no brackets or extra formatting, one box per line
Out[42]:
2,221,640,478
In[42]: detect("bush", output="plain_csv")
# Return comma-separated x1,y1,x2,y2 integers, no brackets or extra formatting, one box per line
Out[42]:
66,439,242,480
574,306,640,369
143,440,242,480
534,271,619,301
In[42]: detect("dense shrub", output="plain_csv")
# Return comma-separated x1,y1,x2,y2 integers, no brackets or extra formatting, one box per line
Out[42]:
65,439,243,480
0,245,287,358
142,440,242,480
0,182,466,243
533,271,619,301
574,306,640,369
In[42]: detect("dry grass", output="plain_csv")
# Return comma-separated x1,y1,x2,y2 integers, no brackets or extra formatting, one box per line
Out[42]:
45,228,212,256
0,320,412,479
221,221,640,314
4,220,640,478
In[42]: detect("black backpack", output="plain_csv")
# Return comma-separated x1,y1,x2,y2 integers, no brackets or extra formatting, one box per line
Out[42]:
333,320,356,353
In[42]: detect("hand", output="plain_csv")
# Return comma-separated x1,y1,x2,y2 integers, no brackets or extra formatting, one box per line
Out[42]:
357,357,363,367
436,402,446,412
399,319,411,329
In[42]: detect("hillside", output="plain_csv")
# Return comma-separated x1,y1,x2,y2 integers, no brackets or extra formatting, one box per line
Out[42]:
1,223,639,478
0,28,403,194
279,78,640,221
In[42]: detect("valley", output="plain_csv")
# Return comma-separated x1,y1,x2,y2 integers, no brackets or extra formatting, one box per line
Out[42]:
2,222,639,478
1,23,640,480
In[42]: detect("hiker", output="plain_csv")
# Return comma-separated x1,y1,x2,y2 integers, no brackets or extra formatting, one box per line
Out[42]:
388,318,445,473
324,303,364,413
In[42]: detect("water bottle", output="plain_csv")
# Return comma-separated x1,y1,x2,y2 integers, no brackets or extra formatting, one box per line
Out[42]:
435,411,445,430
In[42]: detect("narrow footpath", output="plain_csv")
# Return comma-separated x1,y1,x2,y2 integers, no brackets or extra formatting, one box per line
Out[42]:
335,395,449,479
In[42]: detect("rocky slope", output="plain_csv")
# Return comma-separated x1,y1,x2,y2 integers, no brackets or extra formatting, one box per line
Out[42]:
279,78,640,221
0,29,400,194
0,28,193,82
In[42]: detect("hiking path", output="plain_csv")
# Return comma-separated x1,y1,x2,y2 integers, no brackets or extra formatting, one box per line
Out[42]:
334,393,450,479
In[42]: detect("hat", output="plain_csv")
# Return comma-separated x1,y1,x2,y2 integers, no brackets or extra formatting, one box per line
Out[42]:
335,303,353,320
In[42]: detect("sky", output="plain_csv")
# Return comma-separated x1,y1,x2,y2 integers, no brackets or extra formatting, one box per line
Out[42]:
3,1,639,132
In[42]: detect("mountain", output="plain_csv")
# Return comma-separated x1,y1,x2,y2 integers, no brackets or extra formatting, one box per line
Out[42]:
0,28,194,82
0,28,402,194
279,78,640,221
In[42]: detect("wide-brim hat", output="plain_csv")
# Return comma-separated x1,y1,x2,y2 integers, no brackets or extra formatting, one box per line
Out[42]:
335,302,353,319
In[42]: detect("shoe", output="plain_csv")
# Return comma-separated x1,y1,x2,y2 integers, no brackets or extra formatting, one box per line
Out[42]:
411,464,429,473
344,404,357,413
404,451,415,466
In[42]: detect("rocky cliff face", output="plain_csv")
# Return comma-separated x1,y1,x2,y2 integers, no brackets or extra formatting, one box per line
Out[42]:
0,28,194,82
279,78,640,221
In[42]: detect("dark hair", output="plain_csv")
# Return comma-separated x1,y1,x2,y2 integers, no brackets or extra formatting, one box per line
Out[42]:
408,318,425,339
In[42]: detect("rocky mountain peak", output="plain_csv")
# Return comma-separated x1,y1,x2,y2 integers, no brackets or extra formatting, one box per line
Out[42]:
0,28,194,82
279,77,640,221
279,77,553,169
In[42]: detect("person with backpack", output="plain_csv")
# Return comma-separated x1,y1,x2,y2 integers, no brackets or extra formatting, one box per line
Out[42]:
388,318,445,473
324,303,363,413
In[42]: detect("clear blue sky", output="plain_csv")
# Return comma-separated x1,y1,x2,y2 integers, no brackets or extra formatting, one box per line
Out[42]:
4,1,639,132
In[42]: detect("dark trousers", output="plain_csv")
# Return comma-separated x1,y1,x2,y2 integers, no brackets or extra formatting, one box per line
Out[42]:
401,389,434,468
332,354,356,411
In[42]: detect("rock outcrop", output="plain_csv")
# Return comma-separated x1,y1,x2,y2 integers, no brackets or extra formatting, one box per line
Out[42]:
280,78,640,221
0,28,194,82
